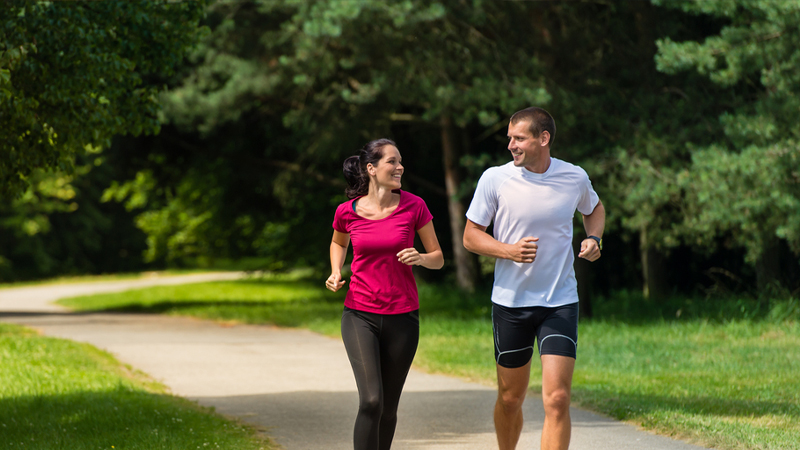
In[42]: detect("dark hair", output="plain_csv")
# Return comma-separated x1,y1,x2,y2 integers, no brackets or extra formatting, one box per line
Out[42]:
510,107,556,147
343,138,396,199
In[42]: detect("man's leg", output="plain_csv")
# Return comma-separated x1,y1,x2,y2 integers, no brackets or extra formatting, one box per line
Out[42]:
540,354,575,450
494,360,531,450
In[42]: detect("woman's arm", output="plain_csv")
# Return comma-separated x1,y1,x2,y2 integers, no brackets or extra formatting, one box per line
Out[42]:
397,221,444,269
326,230,350,292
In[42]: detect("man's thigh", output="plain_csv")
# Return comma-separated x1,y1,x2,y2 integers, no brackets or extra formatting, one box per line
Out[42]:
492,302,579,367
537,303,579,359
496,360,532,399
541,354,575,394
492,303,539,368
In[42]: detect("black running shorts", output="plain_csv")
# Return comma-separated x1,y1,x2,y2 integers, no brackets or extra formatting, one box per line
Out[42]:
492,302,579,368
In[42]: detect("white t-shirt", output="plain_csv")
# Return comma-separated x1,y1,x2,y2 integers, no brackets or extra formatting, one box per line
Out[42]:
466,158,600,308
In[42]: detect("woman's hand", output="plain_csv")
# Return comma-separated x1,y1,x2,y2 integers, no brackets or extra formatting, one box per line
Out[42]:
326,272,346,292
397,248,423,266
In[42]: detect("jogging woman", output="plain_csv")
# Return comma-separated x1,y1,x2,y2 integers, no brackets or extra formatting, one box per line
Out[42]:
326,138,444,450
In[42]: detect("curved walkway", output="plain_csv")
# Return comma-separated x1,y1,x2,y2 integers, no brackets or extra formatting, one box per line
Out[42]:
0,274,708,449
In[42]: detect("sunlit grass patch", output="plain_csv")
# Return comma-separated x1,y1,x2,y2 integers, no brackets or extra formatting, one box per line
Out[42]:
0,323,273,450
573,320,800,450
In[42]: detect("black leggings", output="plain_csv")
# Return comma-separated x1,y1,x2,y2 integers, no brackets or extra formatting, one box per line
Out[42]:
341,307,419,450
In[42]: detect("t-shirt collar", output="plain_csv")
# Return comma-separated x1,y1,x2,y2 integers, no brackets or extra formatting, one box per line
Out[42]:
519,157,554,180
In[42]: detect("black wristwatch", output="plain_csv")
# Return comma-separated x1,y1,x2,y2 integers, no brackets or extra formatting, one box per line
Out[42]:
588,235,603,250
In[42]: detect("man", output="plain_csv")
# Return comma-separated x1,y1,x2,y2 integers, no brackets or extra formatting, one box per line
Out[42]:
463,107,605,450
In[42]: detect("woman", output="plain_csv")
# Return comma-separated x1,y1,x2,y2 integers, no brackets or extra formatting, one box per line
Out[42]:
326,138,444,450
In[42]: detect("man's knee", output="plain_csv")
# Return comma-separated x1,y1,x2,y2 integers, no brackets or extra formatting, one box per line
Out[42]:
497,387,527,414
496,361,532,415
542,388,570,417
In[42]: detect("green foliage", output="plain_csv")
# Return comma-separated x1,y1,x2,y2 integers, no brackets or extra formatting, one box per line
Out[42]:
111,0,554,266
0,0,208,198
678,143,800,263
0,148,150,281
654,0,800,263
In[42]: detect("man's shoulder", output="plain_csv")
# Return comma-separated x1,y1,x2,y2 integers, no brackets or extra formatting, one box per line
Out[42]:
476,162,520,193
550,158,590,181
481,161,519,180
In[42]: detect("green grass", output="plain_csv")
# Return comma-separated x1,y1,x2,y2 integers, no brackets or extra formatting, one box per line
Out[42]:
0,323,274,450
574,320,800,450
0,269,223,290
57,275,800,450
58,275,346,336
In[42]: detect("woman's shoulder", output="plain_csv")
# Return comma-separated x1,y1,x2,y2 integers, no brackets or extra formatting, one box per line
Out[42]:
398,189,427,206
334,197,358,216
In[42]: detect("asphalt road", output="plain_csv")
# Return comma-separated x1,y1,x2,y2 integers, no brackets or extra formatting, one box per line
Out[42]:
0,274,709,449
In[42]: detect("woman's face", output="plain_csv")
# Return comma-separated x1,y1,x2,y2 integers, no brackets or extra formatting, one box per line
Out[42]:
368,145,403,190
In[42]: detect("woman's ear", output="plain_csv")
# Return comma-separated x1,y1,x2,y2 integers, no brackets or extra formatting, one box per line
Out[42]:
366,163,376,176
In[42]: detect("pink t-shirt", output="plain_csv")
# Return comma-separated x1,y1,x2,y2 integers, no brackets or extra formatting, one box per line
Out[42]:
332,190,433,314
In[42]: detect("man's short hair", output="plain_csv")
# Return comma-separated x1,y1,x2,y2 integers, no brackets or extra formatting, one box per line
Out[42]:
510,107,556,147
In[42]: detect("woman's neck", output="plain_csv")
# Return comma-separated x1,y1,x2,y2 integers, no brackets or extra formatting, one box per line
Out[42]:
366,185,397,209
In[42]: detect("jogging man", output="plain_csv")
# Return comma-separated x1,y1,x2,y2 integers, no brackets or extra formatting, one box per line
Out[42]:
463,107,605,450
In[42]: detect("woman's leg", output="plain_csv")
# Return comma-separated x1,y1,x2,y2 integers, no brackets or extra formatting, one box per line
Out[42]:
342,308,383,450
377,310,419,450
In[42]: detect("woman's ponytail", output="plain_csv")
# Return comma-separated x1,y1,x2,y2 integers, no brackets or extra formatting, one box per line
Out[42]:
343,155,366,199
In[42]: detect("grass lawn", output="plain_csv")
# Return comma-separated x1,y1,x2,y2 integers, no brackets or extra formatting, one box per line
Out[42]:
0,323,273,450
0,269,218,290
57,274,800,450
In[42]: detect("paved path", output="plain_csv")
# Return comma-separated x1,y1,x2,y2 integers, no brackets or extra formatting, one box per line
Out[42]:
0,275,708,449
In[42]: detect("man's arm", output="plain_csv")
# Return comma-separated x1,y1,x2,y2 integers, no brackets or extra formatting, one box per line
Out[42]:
578,199,605,262
463,219,539,263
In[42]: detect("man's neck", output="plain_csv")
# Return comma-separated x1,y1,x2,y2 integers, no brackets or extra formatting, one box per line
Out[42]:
524,153,552,174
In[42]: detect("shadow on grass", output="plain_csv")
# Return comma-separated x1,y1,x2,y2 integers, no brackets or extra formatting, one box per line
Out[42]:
574,388,800,422
589,290,800,325
0,387,262,450
88,297,346,329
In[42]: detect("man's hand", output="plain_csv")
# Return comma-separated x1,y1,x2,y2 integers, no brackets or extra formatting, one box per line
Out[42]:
578,239,601,262
505,237,539,263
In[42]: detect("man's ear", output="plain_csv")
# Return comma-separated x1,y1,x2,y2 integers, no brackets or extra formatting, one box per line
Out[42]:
540,130,551,147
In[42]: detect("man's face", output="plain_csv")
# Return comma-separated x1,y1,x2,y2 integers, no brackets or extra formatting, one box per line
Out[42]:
507,120,546,169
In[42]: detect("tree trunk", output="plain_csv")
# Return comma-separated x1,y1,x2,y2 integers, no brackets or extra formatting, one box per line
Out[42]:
441,115,477,291
640,228,668,300
755,235,781,292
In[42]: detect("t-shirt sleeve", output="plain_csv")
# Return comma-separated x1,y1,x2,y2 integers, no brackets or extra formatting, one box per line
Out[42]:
465,169,497,227
414,196,434,230
332,202,350,233
576,170,600,215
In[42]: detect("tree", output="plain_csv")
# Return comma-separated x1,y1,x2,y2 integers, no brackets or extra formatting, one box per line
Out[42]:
655,0,800,290
153,0,551,289
0,0,208,198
